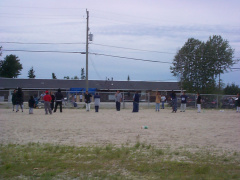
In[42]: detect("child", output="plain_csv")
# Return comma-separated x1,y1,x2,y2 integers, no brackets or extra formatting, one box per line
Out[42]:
43,91,52,115
28,96,36,114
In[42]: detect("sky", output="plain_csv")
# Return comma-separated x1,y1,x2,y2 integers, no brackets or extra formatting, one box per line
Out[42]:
0,0,240,86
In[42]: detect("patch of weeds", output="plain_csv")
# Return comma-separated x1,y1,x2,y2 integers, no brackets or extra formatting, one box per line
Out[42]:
134,141,141,149
155,149,164,156
194,165,210,175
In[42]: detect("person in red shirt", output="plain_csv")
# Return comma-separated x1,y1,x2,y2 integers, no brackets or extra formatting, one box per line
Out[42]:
43,91,52,115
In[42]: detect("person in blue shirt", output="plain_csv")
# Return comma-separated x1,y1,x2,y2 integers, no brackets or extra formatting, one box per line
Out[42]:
180,91,188,112
132,91,140,112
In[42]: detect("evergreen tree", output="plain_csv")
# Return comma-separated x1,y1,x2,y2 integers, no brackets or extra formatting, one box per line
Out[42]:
28,66,36,78
0,54,23,78
52,73,57,79
81,68,86,80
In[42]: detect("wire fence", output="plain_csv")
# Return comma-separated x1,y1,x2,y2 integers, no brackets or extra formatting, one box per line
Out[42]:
0,90,238,110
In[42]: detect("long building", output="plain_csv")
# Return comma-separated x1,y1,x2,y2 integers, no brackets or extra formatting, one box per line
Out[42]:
0,78,181,102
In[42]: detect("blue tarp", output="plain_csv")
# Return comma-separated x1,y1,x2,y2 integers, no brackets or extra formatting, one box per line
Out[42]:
69,88,96,94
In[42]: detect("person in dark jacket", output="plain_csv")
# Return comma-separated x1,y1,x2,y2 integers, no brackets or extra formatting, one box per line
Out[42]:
16,87,24,112
85,91,92,111
132,91,140,112
54,88,63,113
28,96,35,114
12,89,17,111
170,90,177,113
50,91,55,111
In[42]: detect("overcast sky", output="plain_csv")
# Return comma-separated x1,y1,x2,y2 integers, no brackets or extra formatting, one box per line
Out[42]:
1,0,240,86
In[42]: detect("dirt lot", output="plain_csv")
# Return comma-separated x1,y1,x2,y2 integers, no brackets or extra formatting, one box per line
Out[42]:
0,108,239,152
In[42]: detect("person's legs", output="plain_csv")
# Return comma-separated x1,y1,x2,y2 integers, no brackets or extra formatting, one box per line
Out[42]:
54,102,58,112
197,104,201,113
44,102,48,114
183,104,186,112
16,104,19,112
180,104,183,112
116,102,120,111
59,102,62,112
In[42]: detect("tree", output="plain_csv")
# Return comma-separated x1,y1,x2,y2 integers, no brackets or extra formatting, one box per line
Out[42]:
81,68,86,80
224,83,240,95
127,75,130,81
205,35,235,91
71,76,79,80
64,76,70,79
0,54,23,78
170,36,235,94
52,73,57,79
28,66,36,78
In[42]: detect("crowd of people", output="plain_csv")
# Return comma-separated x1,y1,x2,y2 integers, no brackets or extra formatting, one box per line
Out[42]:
11,88,240,114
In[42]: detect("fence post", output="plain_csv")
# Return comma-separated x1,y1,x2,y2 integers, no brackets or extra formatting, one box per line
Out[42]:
123,92,125,109
148,92,150,109
217,94,219,109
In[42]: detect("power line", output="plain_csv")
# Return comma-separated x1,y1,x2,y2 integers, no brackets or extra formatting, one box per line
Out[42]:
89,52,172,64
0,42,85,45
91,43,175,54
2,49,85,54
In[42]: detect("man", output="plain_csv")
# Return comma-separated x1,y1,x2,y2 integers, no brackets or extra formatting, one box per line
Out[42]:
180,91,188,112
54,88,63,113
43,91,52,115
132,91,140,112
115,90,122,111
85,91,92,111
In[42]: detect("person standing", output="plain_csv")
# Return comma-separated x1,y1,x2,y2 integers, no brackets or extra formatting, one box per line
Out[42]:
197,93,202,113
180,91,188,112
161,94,166,109
12,89,17,111
132,91,140,112
50,91,55,111
16,87,24,112
171,90,177,113
94,92,100,112
236,93,240,113
43,91,52,115
54,88,63,113
28,96,35,114
85,91,92,111
115,90,122,111
80,94,83,102
155,91,161,112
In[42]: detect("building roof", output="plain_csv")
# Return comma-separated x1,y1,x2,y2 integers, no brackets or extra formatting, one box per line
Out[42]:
0,78,180,91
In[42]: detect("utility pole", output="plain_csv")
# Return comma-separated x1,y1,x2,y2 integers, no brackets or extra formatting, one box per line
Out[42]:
86,9,89,91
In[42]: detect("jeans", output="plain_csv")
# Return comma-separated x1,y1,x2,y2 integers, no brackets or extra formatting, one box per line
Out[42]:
161,102,165,109
95,106,99,112
86,103,91,111
155,103,160,111
133,102,139,112
116,102,121,111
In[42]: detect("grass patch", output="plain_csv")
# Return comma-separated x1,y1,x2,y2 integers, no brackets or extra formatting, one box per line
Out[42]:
0,143,239,179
